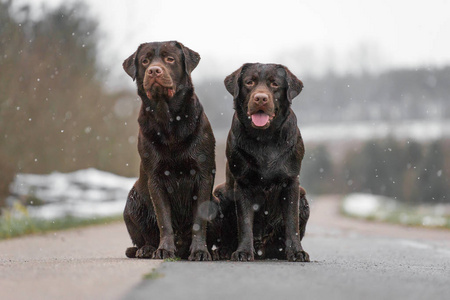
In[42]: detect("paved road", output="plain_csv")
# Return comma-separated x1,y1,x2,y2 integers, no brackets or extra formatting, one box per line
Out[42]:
127,196,450,300
0,222,161,300
1,196,449,300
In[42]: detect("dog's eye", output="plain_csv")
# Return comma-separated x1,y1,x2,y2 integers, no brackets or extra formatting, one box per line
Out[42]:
245,80,254,87
271,82,279,88
142,58,150,65
165,56,175,63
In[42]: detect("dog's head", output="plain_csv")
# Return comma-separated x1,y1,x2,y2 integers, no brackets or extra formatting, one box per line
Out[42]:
225,63,303,130
123,41,200,101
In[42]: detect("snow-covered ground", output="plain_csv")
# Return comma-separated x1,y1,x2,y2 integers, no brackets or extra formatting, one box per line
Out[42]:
6,169,450,228
8,168,136,219
342,193,450,228
301,120,450,142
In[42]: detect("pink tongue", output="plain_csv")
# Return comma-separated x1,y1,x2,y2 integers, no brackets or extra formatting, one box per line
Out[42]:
251,113,270,127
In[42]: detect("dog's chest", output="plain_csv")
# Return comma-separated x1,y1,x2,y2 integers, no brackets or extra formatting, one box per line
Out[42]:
166,174,195,226
236,143,295,183
253,186,286,230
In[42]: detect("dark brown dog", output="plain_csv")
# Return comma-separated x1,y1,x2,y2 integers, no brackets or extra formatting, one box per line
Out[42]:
122,41,215,261
212,63,310,262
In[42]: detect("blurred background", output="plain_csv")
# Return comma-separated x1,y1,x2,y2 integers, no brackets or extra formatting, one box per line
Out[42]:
1,0,449,230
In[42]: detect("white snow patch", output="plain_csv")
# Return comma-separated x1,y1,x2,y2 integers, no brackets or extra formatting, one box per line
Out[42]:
342,193,450,228
8,168,136,219
342,193,385,218
421,215,447,227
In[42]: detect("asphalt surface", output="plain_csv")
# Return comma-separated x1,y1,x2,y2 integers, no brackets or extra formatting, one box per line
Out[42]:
126,197,450,300
128,240,450,300
2,196,449,300
0,222,162,300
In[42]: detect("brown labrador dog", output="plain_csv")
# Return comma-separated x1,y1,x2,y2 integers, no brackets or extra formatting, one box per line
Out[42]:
212,63,310,262
122,41,215,261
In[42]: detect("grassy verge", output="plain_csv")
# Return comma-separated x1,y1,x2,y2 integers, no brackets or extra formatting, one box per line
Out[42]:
342,209,450,229
0,202,123,240
143,268,165,280
340,195,450,229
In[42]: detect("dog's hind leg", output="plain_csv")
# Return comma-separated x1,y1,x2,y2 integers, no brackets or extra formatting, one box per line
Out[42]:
123,184,158,258
208,182,238,260
299,186,310,241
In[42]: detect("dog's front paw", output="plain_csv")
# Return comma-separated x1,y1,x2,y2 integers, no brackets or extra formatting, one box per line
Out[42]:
286,249,310,262
188,249,212,261
220,247,233,260
211,246,232,261
135,245,156,258
231,249,254,261
152,248,176,259
211,248,221,261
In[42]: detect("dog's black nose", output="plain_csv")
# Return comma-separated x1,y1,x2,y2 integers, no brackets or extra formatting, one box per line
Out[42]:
148,66,163,77
254,93,268,104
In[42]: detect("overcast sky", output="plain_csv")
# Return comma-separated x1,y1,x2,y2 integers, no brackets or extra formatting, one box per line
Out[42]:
16,0,450,86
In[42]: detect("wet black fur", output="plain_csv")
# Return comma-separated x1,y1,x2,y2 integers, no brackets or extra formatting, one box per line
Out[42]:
211,63,310,262
122,41,215,261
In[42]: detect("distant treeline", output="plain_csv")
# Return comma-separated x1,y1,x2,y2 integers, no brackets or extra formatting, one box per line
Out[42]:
197,67,450,130
294,68,450,124
301,139,450,205
0,1,139,205
1,0,449,206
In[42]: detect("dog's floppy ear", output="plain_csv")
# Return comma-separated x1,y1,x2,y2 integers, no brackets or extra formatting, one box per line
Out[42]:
283,66,303,102
176,42,200,75
123,50,137,81
123,44,146,81
224,63,251,99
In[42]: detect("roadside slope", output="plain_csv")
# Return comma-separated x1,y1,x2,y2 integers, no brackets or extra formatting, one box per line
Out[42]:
309,195,450,247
